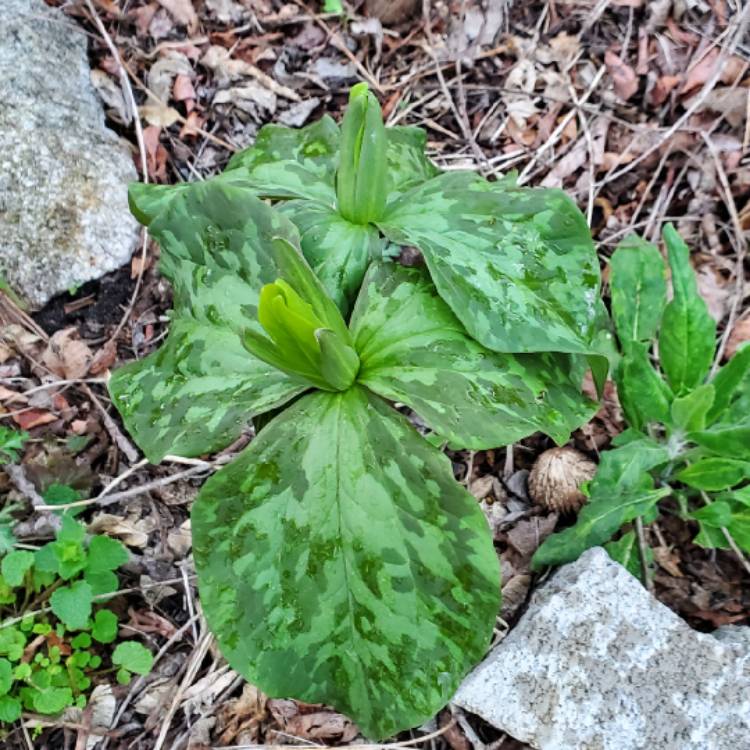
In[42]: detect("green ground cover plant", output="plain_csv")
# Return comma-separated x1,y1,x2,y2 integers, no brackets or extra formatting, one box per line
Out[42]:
0,517,152,727
111,83,610,738
533,225,750,575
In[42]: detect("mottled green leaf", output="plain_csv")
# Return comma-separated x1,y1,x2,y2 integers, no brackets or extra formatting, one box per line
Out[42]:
615,342,672,431
658,224,716,394
385,126,440,199
706,345,750,423
532,439,670,568
688,417,750,461
280,201,384,312
192,387,499,739
226,116,340,203
379,172,602,356
609,234,667,347
670,384,715,434
110,183,310,462
350,263,596,448
677,458,750,491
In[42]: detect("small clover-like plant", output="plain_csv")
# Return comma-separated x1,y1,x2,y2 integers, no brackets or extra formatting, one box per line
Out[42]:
109,181,605,737
533,224,750,575
129,83,610,375
0,427,28,464
0,518,152,724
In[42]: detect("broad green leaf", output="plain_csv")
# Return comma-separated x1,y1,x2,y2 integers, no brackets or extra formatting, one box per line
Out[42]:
31,685,73,714
688,417,750,460
385,126,441,200
532,485,669,569
532,439,670,568
658,224,716,394
0,695,21,722
1,550,34,587
192,387,500,739
110,184,311,462
677,458,750,491
350,263,596,448
112,642,153,675
86,536,128,573
91,609,118,644
605,530,652,580
690,498,750,553
226,116,340,203
615,342,672,431
670,384,715,433
0,426,28,463
379,172,602,356
280,201,384,312
609,234,667,346
706,344,750,423
84,570,119,596
0,658,11,695
50,581,92,631
323,0,343,12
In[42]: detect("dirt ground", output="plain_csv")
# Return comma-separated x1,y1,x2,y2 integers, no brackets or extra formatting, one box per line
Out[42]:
1,0,749,747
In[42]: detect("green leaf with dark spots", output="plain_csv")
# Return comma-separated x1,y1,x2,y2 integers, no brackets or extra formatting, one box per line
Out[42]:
280,201,385,313
384,126,441,201
658,224,716,394
670,384,714,433
609,234,667,347
192,386,500,740
226,116,340,203
677,458,750,491
350,263,597,448
109,185,312,462
379,172,603,357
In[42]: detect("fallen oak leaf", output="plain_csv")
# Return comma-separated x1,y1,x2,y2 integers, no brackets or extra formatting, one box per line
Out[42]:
42,328,93,379
605,49,639,101
12,408,57,430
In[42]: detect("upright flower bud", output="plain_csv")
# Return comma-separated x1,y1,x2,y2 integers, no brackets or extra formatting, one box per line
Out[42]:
243,238,360,392
336,83,388,225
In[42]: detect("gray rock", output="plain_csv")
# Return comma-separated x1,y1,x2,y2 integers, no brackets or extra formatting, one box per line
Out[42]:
0,0,139,309
454,547,750,750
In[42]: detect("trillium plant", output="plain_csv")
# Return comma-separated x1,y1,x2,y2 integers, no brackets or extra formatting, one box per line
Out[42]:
112,84,607,738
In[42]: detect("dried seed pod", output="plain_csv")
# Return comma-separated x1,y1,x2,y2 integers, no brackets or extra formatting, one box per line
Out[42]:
528,447,597,514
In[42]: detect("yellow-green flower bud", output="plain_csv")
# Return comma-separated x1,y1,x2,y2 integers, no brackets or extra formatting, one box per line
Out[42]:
336,83,388,225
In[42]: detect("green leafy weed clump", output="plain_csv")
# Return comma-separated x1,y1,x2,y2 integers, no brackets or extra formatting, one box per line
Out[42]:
533,224,750,574
0,517,153,726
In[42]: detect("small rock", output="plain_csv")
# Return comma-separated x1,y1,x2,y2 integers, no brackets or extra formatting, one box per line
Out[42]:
0,0,139,309
454,547,750,750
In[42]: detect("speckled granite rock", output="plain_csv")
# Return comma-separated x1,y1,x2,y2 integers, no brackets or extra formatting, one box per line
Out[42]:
0,0,139,309
454,547,750,750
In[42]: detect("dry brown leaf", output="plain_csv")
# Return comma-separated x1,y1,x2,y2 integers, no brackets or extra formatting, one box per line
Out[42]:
366,0,419,25
0,386,26,405
696,265,731,323
88,513,153,547
89,340,117,376
681,49,746,94
12,408,57,430
694,86,749,128
605,49,639,101
156,0,198,31
42,328,93,380
725,316,750,359
173,73,196,102
217,684,267,745
650,74,681,106
653,546,684,578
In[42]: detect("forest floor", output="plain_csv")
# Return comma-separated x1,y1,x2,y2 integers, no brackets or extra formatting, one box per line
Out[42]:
1,0,749,748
